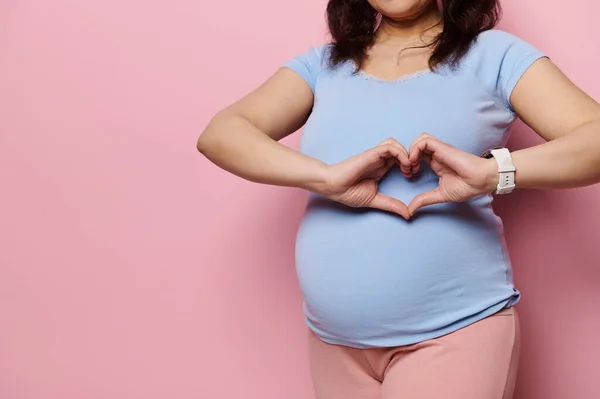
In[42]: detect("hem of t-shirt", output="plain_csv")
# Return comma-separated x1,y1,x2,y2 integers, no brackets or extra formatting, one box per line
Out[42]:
505,51,549,113
306,298,513,349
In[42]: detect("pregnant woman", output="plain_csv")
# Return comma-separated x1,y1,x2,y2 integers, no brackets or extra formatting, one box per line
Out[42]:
197,0,600,398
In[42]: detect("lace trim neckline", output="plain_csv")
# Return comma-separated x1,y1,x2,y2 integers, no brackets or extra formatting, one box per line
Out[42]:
348,61,433,83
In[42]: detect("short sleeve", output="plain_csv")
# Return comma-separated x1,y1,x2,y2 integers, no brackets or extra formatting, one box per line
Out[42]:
467,30,548,113
282,45,326,93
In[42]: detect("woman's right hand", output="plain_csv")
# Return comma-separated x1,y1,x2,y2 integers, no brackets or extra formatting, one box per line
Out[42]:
321,139,412,219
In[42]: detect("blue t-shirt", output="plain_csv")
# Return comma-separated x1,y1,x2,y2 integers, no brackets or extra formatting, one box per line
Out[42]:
283,29,547,348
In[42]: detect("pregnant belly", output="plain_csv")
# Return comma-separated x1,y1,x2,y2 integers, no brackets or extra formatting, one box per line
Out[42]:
294,193,516,343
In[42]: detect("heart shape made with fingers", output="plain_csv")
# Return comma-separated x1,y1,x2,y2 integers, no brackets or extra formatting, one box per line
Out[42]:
405,133,497,216
323,133,496,219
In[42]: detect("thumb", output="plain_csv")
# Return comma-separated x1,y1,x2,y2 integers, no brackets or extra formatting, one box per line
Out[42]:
368,193,410,219
408,188,445,216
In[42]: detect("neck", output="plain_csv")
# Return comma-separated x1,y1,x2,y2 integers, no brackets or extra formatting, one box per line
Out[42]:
375,2,442,45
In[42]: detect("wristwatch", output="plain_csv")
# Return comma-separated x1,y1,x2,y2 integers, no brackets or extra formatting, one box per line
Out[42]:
482,147,516,194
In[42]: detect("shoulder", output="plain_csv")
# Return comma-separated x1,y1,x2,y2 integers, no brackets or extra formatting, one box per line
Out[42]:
282,44,333,92
460,29,547,111
474,29,525,48
464,29,546,71
284,44,332,70
465,29,544,65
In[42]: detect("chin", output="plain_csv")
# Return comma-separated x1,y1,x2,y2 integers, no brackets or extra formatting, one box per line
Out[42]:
369,0,433,20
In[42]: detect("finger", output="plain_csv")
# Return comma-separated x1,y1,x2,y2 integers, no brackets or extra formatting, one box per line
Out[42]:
341,143,423,189
408,133,436,174
369,144,408,168
377,139,404,172
378,138,411,176
411,154,422,174
346,145,396,182
408,135,432,163
407,188,445,216
369,193,410,219
378,138,400,146
399,154,413,177
353,144,397,175
412,137,471,176
408,133,435,161
408,136,448,164
409,140,429,174
377,144,423,178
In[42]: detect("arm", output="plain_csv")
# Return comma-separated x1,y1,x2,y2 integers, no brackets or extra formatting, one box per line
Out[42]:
498,57,600,189
197,67,329,193
197,66,412,217
406,57,600,215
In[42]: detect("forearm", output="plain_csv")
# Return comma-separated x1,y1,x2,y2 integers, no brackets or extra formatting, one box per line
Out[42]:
481,118,600,191
508,118,600,189
197,112,329,193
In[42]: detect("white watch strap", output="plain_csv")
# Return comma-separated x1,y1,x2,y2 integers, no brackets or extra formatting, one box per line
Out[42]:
490,148,516,194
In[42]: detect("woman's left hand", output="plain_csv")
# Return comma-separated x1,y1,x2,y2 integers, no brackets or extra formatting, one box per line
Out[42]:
406,133,499,217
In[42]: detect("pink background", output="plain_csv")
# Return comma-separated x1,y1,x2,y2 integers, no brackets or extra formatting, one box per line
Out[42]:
1,1,599,398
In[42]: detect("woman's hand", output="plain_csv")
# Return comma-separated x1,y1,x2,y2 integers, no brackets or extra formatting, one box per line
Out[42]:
407,133,499,216
322,139,413,219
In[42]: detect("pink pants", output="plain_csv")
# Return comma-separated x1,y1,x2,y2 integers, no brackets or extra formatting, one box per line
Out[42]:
307,307,521,399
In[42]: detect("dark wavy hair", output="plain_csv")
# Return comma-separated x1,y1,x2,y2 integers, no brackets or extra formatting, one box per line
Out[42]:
326,0,501,72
